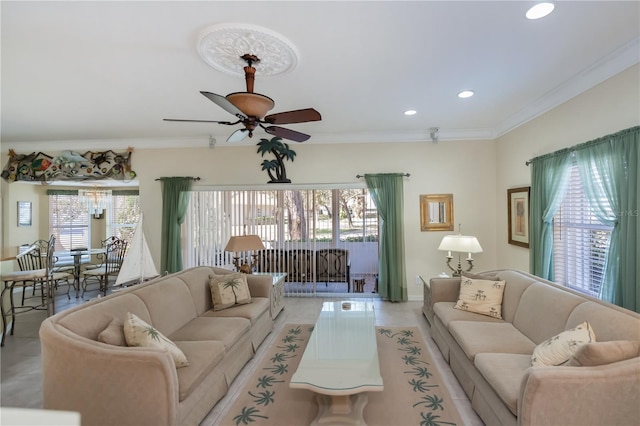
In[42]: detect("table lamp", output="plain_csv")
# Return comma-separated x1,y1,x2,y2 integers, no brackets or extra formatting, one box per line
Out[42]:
438,229,483,277
224,235,265,274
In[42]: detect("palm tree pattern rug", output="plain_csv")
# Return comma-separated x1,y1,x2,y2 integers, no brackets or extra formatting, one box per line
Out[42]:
218,324,463,426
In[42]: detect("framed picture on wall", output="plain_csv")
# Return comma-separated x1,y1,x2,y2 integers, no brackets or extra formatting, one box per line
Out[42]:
18,201,32,227
507,187,530,248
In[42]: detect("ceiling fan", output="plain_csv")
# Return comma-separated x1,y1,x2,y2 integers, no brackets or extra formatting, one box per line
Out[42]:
164,54,321,143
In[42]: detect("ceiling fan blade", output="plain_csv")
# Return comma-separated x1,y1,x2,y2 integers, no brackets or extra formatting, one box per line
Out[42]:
264,126,311,143
227,128,249,143
163,118,236,125
200,91,246,118
263,108,321,125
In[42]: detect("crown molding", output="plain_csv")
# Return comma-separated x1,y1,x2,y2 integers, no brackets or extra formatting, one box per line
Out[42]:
495,36,640,138
2,136,211,152
2,128,497,151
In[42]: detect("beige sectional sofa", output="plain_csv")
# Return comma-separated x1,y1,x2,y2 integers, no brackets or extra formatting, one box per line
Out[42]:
423,269,640,426
39,266,274,426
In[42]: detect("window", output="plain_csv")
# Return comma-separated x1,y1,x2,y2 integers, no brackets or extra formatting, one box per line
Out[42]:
49,189,140,264
553,163,613,297
49,192,90,264
107,190,140,242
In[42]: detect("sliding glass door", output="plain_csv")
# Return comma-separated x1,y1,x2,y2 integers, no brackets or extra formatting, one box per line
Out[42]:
182,187,379,296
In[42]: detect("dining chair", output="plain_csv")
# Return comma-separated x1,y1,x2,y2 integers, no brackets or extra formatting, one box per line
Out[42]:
1,236,65,346
80,239,128,297
81,236,123,272
16,239,74,304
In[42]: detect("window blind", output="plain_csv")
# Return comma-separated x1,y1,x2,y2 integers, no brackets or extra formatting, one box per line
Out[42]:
49,193,90,258
107,193,140,242
553,163,612,297
182,187,379,295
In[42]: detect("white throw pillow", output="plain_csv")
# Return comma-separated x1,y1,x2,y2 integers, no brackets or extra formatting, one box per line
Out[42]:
453,276,506,319
531,321,596,367
209,273,252,311
123,312,189,368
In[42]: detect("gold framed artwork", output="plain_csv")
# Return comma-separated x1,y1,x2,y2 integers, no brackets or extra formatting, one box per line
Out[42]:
507,187,530,248
420,194,454,231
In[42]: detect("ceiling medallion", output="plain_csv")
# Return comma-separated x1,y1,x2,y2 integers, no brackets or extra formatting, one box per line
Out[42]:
198,23,299,78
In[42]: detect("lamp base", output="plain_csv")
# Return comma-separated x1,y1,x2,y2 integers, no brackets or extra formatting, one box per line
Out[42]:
232,255,258,274
445,255,475,277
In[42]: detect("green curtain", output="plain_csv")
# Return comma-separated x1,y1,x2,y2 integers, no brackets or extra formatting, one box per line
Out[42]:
529,152,572,280
364,173,407,302
575,127,639,311
160,177,194,274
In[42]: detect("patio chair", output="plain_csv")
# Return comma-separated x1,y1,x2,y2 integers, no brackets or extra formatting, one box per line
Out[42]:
315,248,351,291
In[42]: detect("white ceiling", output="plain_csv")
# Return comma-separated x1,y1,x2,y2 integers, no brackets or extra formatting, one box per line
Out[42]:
2,1,639,150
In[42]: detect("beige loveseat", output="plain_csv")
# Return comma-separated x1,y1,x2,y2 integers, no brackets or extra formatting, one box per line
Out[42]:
39,266,274,426
423,269,640,426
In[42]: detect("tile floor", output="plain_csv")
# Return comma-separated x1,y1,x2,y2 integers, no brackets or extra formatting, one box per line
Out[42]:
0,290,483,425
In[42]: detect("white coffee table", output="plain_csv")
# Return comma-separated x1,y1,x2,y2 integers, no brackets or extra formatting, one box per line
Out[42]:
290,301,383,425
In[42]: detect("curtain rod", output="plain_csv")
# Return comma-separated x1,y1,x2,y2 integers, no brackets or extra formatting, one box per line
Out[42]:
356,173,410,178
155,176,201,181
524,125,639,166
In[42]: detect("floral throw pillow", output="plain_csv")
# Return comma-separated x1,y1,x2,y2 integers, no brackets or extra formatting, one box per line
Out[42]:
531,321,596,367
209,273,252,311
453,275,506,319
123,312,189,368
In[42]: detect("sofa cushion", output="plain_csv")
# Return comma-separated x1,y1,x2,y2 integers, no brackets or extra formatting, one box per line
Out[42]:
566,340,640,367
513,282,586,344
449,321,537,361
169,317,251,351
433,302,504,329
124,312,189,368
531,321,596,367
202,297,270,325
57,293,151,340
567,301,640,342
209,273,252,311
97,318,126,346
174,340,225,402
474,353,532,416
493,270,537,323
454,276,505,319
132,276,198,337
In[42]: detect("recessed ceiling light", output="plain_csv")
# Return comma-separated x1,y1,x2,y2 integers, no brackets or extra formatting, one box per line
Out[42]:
457,90,474,99
526,2,555,20
404,110,417,116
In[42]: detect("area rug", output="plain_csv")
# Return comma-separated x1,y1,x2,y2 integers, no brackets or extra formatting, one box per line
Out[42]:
219,324,463,425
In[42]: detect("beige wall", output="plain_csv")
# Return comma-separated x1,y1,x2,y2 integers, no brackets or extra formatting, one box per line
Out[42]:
495,64,640,271
135,139,498,299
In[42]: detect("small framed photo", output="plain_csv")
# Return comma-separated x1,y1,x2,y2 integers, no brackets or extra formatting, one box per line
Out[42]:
18,201,32,227
507,187,530,248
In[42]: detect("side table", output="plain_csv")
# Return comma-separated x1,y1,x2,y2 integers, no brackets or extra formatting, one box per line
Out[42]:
254,272,287,319
420,276,434,327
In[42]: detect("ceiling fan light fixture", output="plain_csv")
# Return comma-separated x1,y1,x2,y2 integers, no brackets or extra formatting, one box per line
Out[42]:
458,90,474,99
526,2,555,20
226,92,275,119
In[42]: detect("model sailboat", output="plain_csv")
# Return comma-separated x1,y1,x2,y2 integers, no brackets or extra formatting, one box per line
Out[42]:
114,213,159,287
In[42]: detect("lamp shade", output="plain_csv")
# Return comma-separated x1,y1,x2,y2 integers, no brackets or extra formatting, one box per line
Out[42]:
438,235,483,253
224,235,265,252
